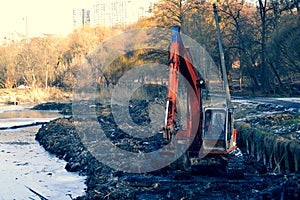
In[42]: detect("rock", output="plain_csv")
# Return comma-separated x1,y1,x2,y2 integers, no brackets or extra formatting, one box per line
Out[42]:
65,162,81,172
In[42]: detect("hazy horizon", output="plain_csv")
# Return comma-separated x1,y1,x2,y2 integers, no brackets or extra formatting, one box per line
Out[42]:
0,0,95,37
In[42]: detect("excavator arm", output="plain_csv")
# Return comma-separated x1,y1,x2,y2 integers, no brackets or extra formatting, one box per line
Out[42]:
163,26,204,146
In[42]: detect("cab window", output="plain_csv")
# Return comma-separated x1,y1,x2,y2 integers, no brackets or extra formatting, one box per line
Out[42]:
204,109,226,140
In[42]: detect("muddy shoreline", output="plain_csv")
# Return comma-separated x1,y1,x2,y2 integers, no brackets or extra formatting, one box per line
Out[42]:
34,101,300,199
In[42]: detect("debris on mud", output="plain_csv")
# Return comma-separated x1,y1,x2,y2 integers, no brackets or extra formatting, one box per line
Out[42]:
35,98,300,199
234,100,300,140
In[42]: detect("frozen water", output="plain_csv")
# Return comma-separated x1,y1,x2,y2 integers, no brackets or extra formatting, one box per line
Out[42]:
0,105,86,199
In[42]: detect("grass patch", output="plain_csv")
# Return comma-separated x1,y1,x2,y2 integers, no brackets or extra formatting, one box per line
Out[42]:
235,121,269,136
0,87,72,104
283,113,300,125
255,129,269,135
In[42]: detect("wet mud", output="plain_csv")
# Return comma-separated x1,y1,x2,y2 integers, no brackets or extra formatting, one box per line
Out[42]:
35,100,300,200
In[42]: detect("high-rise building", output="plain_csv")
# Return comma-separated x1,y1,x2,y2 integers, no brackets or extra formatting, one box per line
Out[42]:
90,0,155,28
72,0,157,29
73,8,91,29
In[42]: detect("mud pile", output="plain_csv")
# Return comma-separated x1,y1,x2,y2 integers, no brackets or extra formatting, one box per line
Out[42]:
32,102,72,115
35,100,300,199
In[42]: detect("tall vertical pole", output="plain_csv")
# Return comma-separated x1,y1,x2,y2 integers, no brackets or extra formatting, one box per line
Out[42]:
213,4,231,106
25,16,28,37
82,9,85,27
46,60,49,89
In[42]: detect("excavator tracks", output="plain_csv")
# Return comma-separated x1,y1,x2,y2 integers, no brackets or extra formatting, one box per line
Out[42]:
226,148,245,179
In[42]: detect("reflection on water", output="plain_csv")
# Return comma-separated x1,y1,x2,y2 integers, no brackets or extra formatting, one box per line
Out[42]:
0,109,61,119
0,105,62,129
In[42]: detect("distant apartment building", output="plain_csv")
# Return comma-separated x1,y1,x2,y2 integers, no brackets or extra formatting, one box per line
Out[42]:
92,0,156,28
72,0,156,29
73,8,91,29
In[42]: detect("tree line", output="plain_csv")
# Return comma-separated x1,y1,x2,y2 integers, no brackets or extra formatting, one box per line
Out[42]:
0,26,115,90
149,0,300,95
0,0,299,95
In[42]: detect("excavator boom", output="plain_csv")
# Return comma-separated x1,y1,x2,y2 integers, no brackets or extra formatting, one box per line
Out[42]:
163,26,204,145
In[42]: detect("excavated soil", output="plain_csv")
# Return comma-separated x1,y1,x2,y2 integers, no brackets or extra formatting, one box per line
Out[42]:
35,100,300,200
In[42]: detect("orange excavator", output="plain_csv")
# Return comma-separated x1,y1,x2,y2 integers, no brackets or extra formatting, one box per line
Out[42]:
162,4,243,177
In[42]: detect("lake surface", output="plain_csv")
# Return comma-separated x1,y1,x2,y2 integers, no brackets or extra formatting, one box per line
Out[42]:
0,104,63,129
0,104,86,199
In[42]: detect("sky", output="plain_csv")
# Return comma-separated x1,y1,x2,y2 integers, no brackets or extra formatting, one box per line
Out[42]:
0,0,92,37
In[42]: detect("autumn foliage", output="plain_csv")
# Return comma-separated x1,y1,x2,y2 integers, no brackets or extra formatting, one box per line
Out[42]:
0,0,299,96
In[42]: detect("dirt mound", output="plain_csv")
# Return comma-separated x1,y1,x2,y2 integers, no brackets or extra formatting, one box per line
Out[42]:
31,102,72,115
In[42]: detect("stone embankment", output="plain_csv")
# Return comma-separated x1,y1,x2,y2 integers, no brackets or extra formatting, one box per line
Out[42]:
234,99,300,174
237,122,300,173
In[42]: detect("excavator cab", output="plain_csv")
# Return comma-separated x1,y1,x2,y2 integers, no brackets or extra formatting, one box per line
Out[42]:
202,107,236,154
